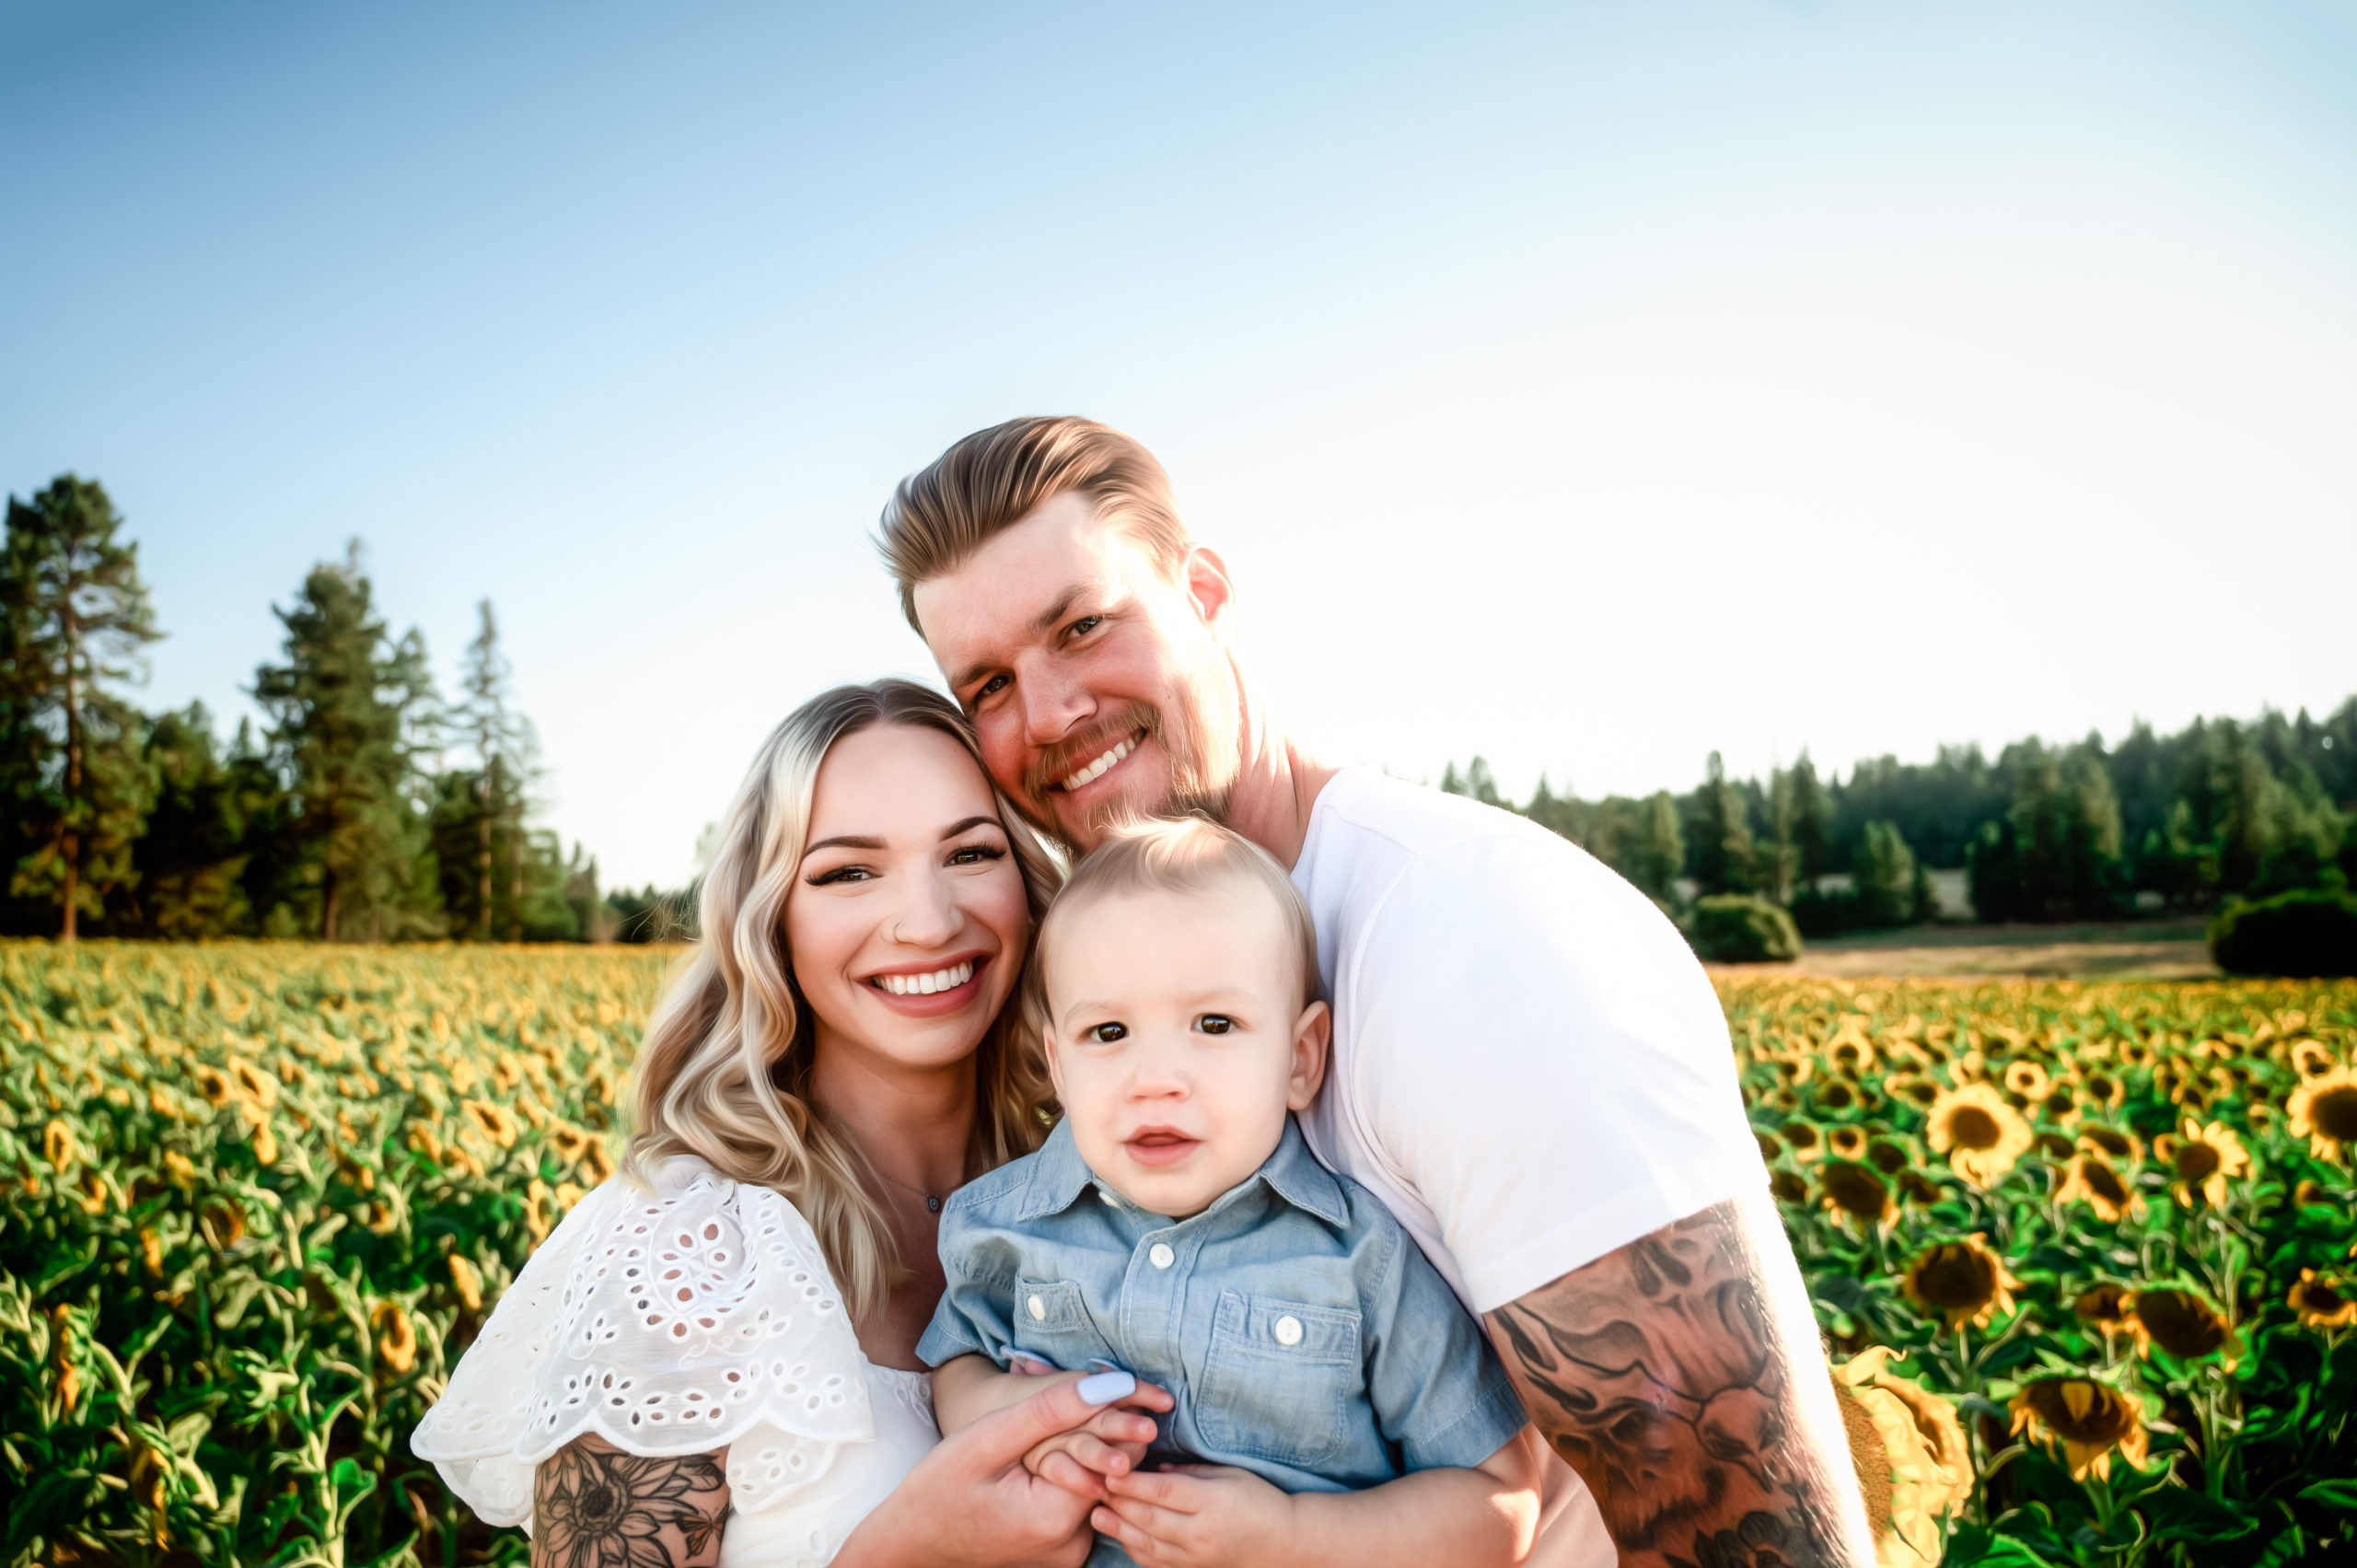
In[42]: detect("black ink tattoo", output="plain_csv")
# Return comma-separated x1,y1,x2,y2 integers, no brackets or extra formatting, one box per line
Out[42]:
535,1440,732,1568
1488,1199,1855,1568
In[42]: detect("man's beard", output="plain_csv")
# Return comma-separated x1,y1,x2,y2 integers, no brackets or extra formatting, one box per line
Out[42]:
1018,669,1240,847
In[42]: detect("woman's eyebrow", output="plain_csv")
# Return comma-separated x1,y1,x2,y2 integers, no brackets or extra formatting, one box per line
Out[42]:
939,815,1000,841
804,833,887,854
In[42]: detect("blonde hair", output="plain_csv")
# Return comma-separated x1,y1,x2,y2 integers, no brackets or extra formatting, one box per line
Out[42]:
626,679,1062,1322
1022,816,1318,1040
877,415,1195,634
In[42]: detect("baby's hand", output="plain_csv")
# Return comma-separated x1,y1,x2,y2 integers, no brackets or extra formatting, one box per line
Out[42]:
1091,1464,1296,1568
1021,1402,1156,1496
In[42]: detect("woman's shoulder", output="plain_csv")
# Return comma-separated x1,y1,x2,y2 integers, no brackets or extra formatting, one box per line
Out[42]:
412,1155,877,1526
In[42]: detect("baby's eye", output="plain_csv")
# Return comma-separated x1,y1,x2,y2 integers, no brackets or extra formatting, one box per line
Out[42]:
1196,1015,1234,1036
1088,1022,1128,1044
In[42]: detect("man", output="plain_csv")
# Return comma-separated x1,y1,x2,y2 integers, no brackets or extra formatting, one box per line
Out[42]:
877,416,1875,1568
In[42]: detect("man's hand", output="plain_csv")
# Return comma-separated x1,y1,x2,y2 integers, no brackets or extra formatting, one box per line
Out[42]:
1092,1464,1297,1568
1485,1189,1876,1568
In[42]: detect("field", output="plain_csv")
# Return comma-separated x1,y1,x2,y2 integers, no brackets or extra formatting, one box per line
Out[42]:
3,944,2354,1568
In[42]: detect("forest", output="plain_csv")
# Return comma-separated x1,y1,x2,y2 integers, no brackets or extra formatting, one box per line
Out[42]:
1442,697,2354,935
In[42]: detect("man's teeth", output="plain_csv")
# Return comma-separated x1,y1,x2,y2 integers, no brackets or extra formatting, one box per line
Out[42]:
876,960,974,996
1061,737,1135,793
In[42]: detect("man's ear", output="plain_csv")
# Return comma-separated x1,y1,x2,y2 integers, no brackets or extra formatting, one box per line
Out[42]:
1286,1000,1330,1111
1182,545,1236,634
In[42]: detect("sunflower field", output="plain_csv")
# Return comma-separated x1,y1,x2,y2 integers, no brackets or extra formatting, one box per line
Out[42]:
3,945,2355,1568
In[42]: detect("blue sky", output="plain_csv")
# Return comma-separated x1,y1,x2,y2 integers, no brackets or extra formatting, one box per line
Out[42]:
5,1,2353,888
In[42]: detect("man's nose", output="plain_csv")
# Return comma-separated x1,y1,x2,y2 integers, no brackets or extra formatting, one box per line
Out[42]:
1016,655,1092,747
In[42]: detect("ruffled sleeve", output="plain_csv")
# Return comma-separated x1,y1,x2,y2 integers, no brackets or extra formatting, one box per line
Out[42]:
412,1157,876,1531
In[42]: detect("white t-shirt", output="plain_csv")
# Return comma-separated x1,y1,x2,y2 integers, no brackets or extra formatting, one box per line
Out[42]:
1289,768,1764,1566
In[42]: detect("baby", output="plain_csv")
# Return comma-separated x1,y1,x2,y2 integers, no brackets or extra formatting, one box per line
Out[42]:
920,817,1539,1567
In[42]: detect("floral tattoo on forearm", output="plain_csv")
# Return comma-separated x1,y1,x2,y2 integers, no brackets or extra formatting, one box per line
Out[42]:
534,1440,731,1568
1487,1199,1850,1568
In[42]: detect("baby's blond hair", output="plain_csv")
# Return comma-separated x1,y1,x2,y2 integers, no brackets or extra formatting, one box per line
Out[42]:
1024,817,1318,1038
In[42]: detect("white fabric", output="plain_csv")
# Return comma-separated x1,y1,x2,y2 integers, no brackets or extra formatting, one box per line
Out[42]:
1289,768,1766,1568
412,1157,940,1567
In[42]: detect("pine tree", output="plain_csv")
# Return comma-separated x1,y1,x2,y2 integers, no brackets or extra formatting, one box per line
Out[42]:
130,703,252,937
1689,752,1756,896
1633,790,1686,902
454,601,539,939
250,548,437,940
1788,754,1833,888
1854,819,1920,927
0,477,161,939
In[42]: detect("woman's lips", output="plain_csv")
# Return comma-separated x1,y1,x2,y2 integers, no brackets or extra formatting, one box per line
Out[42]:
864,955,990,1017
1122,1130,1201,1167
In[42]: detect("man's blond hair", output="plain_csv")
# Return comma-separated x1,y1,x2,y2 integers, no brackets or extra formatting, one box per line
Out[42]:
1023,816,1318,1041
877,415,1195,634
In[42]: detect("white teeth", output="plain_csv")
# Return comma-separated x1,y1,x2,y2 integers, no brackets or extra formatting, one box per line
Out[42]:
877,960,973,996
1061,737,1135,793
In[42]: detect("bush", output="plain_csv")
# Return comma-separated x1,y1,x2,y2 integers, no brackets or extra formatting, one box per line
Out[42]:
1688,894,1804,963
2209,888,2357,978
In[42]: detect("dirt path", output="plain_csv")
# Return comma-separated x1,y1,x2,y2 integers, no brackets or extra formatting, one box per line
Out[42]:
1714,919,2218,981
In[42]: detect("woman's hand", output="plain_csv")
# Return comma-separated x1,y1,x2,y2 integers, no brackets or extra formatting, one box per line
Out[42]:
1090,1464,1299,1568
836,1373,1168,1568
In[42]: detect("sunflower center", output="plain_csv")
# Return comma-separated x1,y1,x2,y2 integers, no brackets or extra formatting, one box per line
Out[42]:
1948,1108,2002,1149
2085,1161,2128,1206
2026,1378,2136,1443
2303,1280,2348,1313
2134,1289,2229,1358
2314,1087,2357,1142
1919,1247,1998,1308
2175,1142,2221,1181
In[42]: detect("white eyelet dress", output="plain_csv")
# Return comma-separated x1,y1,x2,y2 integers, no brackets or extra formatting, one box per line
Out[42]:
412,1156,940,1568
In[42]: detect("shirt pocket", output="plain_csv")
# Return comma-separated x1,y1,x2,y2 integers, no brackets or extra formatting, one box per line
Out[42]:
1008,1277,1120,1373
1193,1290,1363,1469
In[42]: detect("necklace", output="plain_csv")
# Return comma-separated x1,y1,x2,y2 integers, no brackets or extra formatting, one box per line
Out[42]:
869,1166,944,1214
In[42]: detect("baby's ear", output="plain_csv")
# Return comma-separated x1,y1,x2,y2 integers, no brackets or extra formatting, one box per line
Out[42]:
1040,1025,1067,1097
1286,1001,1331,1110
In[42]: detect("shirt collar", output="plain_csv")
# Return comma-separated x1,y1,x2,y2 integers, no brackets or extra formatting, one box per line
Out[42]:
1016,1114,1349,1229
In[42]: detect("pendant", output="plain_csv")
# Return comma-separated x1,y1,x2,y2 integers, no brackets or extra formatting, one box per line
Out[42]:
926,1195,941,1214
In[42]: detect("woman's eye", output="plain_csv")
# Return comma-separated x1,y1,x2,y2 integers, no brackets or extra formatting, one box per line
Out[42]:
947,844,1004,866
809,866,872,885
1088,1022,1128,1044
1197,1015,1234,1035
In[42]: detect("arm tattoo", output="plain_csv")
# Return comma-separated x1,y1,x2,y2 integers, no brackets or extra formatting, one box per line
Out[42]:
534,1436,732,1568
1488,1198,1861,1568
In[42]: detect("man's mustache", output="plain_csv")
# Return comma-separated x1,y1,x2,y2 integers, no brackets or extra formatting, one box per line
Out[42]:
1023,705,1159,799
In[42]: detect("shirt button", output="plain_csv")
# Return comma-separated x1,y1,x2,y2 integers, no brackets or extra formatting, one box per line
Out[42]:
1273,1315,1304,1347
1148,1243,1176,1270
1098,1188,1120,1207
1028,1295,1047,1321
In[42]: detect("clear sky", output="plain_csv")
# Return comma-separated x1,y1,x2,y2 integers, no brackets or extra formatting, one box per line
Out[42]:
5,1,2352,889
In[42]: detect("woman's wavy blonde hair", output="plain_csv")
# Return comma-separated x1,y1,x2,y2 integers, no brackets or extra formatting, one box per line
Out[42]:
625,679,1062,1323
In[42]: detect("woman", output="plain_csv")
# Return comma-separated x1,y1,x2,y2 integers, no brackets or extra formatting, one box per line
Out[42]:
413,680,1168,1567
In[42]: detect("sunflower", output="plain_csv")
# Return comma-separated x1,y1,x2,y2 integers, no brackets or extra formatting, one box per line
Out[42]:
2039,1087,2080,1125
1884,1074,1942,1111
1828,1125,1870,1162
41,1120,77,1171
1782,1119,1828,1165
1866,1137,1910,1175
1754,1129,1782,1164
1902,1235,2023,1330
2075,1282,2134,1336
2118,1037,2156,1068
2289,1068,2357,1161
447,1253,484,1311
2295,1178,2330,1208
2155,1120,2250,1208
1822,1161,1900,1230
2127,1287,2239,1367
1898,1168,1945,1205
372,1302,417,1375
2291,1039,2338,1080
2054,1154,2142,1223
524,1178,555,1242
228,1058,277,1109
2002,1060,2051,1102
460,1098,520,1150
2009,1376,2149,1481
1831,1346,1972,1567
1771,1167,1811,1205
2078,1070,2127,1114
1925,1084,2035,1187
2289,1270,2356,1330
2076,1123,2144,1165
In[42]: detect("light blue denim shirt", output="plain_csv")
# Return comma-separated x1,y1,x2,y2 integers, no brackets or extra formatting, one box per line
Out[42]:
917,1116,1527,1503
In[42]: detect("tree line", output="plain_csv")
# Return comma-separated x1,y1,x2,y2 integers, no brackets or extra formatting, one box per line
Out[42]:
0,474,620,942
1440,696,2357,933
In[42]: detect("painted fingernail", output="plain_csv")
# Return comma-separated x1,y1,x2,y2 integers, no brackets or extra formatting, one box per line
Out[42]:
1076,1370,1137,1405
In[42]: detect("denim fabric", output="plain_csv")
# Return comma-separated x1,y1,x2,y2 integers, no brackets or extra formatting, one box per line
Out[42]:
918,1116,1528,1505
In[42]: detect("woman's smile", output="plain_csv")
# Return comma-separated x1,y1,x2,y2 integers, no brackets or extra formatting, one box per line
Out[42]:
864,951,993,1016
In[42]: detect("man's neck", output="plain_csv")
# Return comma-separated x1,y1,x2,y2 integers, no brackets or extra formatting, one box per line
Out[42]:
1219,668,1339,871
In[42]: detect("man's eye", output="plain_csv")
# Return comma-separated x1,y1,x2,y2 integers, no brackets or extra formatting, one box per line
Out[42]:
1068,615,1102,639
977,674,1011,699
1196,1015,1234,1035
1088,1022,1128,1043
